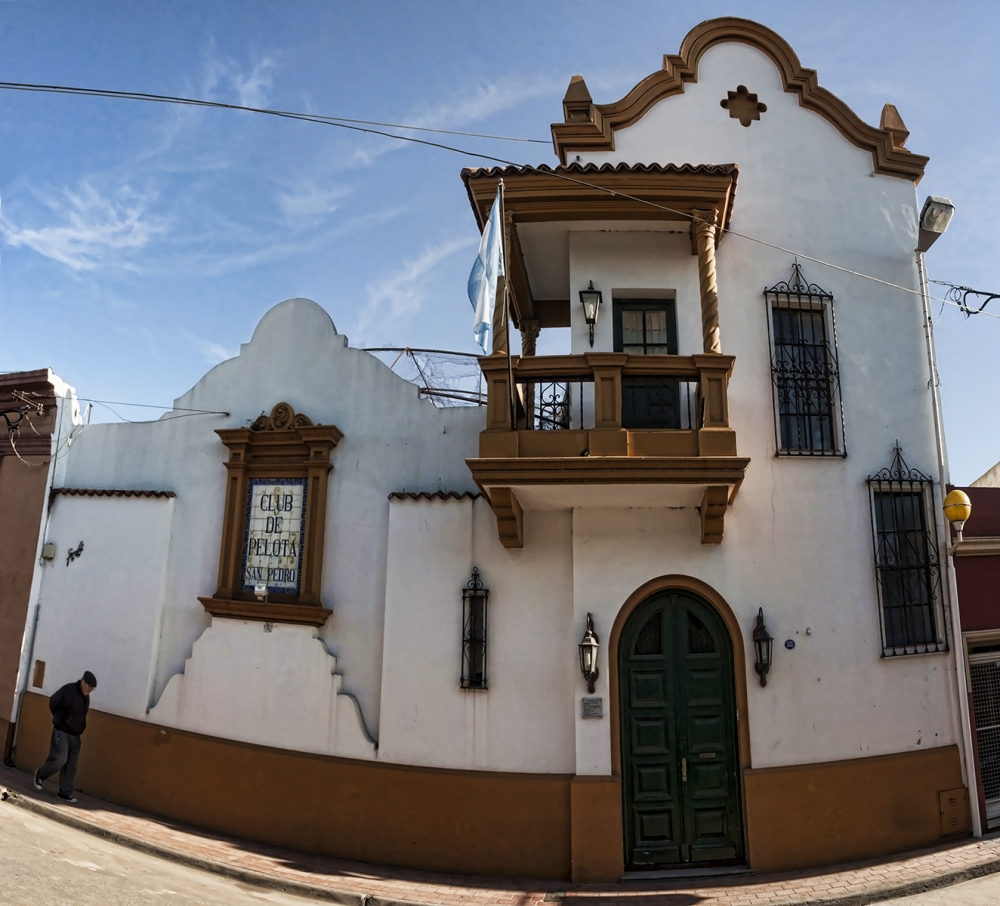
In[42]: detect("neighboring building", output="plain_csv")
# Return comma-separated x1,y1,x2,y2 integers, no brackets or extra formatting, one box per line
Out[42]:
0,370,79,760
951,470,1000,832
9,18,972,883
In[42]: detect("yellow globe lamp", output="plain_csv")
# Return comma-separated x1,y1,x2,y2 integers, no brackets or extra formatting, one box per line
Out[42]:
943,489,972,542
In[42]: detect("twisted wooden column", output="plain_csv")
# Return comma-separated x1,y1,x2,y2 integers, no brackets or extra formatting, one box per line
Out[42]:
692,209,722,354
519,319,540,427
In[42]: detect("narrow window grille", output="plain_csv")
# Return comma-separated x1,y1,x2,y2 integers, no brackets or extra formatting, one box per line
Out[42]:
866,444,945,656
461,567,489,689
969,649,1000,826
765,263,845,455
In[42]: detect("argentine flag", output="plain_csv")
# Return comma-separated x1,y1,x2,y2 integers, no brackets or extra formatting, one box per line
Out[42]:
468,186,504,352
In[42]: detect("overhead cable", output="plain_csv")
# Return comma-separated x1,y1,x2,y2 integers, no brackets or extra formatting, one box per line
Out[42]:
0,81,550,143
3,80,992,322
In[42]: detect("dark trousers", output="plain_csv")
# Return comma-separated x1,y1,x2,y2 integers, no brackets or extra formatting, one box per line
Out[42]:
36,729,81,796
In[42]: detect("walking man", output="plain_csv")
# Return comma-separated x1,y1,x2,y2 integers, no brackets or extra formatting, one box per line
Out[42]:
33,671,96,803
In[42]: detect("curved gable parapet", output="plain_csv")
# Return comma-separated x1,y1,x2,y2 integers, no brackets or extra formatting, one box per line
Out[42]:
551,17,928,182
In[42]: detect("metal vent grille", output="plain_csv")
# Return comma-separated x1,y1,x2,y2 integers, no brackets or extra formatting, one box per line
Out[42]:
970,659,1000,800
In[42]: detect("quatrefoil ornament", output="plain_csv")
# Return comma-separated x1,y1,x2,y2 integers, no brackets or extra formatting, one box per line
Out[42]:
721,85,767,127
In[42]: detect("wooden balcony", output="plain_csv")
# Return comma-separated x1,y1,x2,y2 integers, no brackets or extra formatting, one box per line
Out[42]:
466,353,750,548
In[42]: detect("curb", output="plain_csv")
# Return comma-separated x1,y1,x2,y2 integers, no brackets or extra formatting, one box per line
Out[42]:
1,786,431,906
5,784,1000,906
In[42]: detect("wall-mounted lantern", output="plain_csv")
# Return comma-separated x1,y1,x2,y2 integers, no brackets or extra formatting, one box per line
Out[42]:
943,488,972,549
461,567,489,690
752,607,773,687
579,281,603,348
579,612,600,693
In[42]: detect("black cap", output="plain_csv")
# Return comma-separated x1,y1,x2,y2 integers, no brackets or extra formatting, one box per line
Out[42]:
82,671,97,688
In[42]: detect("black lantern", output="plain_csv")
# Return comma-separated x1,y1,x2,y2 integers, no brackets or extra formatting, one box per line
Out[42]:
752,607,773,687
461,567,489,689
578,612,600,693
579,281,602,348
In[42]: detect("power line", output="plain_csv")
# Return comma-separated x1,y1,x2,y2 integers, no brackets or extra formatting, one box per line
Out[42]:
0,81,550,144
3,80,990,323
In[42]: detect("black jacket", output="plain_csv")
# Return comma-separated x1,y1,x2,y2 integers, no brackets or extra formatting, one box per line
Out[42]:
49,681,89,736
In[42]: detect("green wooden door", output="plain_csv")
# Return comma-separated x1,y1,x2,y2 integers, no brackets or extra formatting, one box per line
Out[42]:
619,590,744,868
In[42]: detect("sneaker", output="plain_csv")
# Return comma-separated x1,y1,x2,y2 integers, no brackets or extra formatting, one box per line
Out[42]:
33,772,42,791
57,792,77,803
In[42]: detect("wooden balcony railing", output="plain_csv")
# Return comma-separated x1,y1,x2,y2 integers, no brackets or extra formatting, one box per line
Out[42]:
467,353,750,548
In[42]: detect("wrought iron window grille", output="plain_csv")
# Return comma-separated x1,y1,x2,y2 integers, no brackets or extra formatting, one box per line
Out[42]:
461,567,489,689
866,443,946,657
764,263,845,457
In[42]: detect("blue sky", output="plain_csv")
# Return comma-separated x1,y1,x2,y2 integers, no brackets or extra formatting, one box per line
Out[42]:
1,1,998,482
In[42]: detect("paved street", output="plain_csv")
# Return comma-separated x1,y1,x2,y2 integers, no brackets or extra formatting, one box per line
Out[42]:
0,803,315,906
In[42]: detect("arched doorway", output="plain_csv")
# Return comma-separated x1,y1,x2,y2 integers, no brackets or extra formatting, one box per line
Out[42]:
618,588,744,868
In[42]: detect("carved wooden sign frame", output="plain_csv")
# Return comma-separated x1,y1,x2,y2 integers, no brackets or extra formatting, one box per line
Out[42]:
199,402,343,627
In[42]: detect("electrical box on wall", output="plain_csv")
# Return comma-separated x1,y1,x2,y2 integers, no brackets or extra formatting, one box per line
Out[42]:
40,543,55,561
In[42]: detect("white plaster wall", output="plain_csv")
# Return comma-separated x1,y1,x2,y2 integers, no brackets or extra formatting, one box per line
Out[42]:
378,497,576,773
552,40,958,770
149,619,375,760
30,496,174,719
40,298,484,738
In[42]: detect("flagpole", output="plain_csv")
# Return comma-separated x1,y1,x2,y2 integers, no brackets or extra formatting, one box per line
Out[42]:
499,179,517,431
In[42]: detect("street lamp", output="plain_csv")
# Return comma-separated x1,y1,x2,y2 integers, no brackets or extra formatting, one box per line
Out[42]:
917,196,955,253
579,281,602,348
944,488,972,549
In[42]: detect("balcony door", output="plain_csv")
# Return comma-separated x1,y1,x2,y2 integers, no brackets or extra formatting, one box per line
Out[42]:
613,299,681,429
619,590,744,868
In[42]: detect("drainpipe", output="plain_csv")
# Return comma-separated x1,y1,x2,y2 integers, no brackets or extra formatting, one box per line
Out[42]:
917,250,981,837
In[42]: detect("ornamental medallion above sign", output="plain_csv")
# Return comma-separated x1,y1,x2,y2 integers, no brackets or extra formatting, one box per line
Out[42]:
199,402,343,627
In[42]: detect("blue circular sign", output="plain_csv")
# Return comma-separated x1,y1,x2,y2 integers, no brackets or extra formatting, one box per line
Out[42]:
784,639,796,650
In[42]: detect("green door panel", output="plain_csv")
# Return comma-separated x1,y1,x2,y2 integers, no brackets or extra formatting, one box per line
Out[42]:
620,591,744,869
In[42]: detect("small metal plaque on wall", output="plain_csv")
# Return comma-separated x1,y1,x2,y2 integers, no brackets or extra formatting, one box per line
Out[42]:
582,697,603,719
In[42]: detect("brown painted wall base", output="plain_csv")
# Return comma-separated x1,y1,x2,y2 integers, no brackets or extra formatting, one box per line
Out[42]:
743,745,968,873
13,693,968,881
14,693,572,880
570,775,623,883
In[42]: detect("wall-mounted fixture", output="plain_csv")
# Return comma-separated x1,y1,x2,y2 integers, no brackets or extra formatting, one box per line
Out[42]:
579,281,603,347
917,196,955,253
461,567,489,689
65,541,83,566
40,542,55,562
944,488,972,550
753,607,773,687
579,613,600,693
254,581,268,602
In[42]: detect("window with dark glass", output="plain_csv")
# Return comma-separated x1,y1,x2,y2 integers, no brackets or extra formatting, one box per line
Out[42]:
765,264,844,455
613,299,680,429
867,445,945,656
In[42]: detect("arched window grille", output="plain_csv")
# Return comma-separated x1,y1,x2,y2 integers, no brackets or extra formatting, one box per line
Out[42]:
867,443,946,656
764,263,845,456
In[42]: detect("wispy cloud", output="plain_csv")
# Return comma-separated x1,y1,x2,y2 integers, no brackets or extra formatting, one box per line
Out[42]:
0,182,164,271
407,74,563,130
342,74,560,170
201,42,277,109
277,181,353,220
179,327,237,364
355,236,475,342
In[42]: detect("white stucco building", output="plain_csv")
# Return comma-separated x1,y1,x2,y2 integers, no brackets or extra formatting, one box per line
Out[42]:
11,18,971,882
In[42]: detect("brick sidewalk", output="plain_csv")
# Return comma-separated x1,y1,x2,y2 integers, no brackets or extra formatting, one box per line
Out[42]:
1,765,998,906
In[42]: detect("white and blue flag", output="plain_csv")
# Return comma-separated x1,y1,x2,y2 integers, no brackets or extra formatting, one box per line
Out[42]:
467,185,504,353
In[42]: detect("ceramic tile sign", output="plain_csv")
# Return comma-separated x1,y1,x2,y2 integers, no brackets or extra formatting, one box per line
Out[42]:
241,478,308,595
